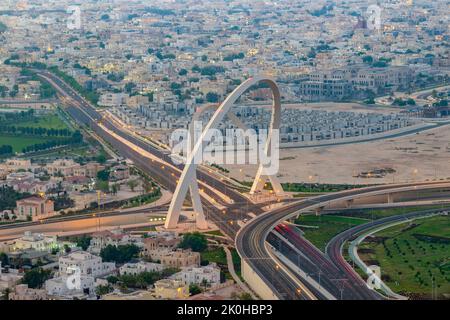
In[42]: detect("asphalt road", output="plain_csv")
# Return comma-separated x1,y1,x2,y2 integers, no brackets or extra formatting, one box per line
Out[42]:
236,181,450,299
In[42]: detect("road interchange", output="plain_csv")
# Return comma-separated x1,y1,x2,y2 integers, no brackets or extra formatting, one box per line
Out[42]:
20,70,449,300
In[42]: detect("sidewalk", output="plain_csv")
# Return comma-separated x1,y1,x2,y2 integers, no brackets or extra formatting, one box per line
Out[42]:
223,246,258,300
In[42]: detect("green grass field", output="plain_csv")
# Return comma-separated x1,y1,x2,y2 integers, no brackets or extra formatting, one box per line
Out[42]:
359,215,450,299
17,114,70,130
295,214,369,251
0,112,73,154
201,247,227,266
0,135,57,153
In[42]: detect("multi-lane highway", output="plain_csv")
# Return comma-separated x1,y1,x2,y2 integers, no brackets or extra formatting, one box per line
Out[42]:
236,181,450,299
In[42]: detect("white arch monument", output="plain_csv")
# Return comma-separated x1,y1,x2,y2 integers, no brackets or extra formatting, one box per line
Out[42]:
164,76,284,230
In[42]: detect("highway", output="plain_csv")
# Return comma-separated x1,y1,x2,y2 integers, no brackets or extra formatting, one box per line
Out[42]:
269,225,380,300
236,181,450,299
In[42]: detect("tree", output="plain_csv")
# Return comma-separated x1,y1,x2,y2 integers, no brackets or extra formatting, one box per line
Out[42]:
206,92,220,103
189,284,202,295
96,154,107,164
111,184,120,195
97,169,110,181
95,284,113,296
2,288,11,300
100,14,110,21
100,244,140,264
0,252,9,266
96,180,110,193
21,268,52,289
127,179,139,192
63,244,71,254
76,235,92,250
238,292,253,300
179,232,207,252
363,55,374,64
124,82,136,94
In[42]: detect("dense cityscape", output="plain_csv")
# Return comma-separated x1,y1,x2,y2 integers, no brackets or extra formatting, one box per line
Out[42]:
0,0,448,306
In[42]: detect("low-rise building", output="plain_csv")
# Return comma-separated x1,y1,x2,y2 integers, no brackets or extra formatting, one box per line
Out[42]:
142,231,180,256
58,251,115,278
0,263,23,291
15,196,55,221
46,159,102,178
147,249,201,269
9,284,48,300
119,262,164,276
171,263,221,287
45,274,95,298
10,232,69,252
45,251,115,299
88,228,133,254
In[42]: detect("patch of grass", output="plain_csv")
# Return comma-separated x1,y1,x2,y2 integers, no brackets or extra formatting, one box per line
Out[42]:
204,230,224,237
295,214,369,251
201,247,227,266
231,248,242,278
29,145,92,159
17,114,69,130
0,135,57,153
359,215,450,299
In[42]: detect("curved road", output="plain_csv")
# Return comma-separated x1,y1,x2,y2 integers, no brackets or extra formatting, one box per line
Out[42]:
236,181,450,299
325,207,448,298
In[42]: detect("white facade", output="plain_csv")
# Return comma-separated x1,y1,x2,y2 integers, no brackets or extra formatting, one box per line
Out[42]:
10,232,59,252
119,262,164,276
58,251,115,278
171,263,221,287
45,274,95,298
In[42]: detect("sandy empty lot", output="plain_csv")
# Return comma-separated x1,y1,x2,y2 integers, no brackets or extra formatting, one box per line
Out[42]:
223,124,450,185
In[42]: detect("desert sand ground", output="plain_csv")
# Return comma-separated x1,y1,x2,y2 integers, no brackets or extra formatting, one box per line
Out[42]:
223,124,450,185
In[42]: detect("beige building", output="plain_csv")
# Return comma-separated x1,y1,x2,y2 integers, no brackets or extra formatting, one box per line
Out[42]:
158,249,200,269
16,196,55,221
142,232,180,254
153,279,189,299
46,159,102,178
0,159,33,172
9,284,48,300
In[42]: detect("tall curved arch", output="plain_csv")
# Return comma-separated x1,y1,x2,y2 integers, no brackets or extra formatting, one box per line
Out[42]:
165,75,284,230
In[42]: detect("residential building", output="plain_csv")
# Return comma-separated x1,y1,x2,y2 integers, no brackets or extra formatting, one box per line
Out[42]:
88,228,135,254
148,249,201,269
142,231,180,256
171,263,221,287
15,196,55,221
10,232,68,252
9,284,48,300
119,262,164,276
58,251,115,278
